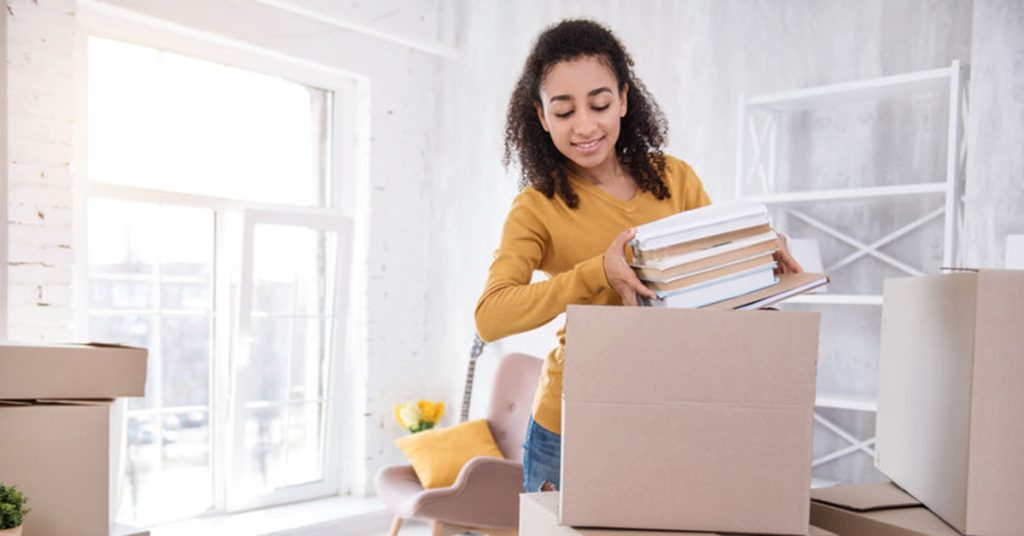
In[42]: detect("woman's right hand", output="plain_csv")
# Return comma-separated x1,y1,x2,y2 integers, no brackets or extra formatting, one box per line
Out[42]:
604,229,657,306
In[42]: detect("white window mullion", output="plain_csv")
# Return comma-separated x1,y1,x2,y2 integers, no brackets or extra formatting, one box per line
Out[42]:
212,209,234,513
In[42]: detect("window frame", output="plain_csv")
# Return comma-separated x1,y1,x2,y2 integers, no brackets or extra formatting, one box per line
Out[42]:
227,209,353,512
73,4,368,525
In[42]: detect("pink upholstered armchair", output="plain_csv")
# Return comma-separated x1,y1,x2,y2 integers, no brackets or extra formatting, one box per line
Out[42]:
375,353,542,536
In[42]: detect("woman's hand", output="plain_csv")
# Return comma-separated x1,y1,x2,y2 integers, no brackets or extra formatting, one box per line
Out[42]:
773,229,804,275
604,229,657,306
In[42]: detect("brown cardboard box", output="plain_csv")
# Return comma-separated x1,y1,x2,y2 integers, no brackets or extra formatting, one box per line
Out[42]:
0,342,147,535
0,400,114,536
0,343,147,398
810,482,961,536
522,492,837,536
560,306,819,534
876,271,1024,535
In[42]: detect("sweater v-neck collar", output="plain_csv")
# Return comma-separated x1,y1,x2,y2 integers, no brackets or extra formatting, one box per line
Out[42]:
567,170,642,211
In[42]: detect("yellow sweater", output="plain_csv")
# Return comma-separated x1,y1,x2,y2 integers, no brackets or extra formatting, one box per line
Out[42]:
475,155,712,434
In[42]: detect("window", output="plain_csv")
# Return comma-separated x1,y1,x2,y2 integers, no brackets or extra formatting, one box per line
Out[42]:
83,36,352,525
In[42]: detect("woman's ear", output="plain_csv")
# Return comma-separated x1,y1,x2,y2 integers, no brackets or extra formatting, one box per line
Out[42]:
535,101,550,132
620,84,629,117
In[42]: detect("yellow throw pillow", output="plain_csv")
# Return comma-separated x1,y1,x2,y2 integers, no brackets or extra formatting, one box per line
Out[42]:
394,419,504,489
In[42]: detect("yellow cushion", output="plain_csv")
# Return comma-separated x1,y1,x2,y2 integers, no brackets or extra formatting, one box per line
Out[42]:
394,419,504,489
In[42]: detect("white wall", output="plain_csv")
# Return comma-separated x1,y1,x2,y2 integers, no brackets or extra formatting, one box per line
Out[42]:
0,0,7,340
5,0,78,343
430,0,976,485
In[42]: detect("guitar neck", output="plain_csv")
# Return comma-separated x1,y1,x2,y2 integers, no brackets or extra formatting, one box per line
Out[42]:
460,335,486,422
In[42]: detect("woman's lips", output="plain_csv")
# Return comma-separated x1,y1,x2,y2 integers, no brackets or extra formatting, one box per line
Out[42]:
572,137,604,154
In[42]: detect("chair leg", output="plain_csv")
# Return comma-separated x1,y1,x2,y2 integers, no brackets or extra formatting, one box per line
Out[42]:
430,520,446,536
388,516,403,536
486,529,518,536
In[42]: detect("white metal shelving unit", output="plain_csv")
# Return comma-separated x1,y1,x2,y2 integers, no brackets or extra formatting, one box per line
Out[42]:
735,61,968,470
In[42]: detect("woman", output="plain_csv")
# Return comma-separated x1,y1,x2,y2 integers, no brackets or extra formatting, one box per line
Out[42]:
474,19,801,493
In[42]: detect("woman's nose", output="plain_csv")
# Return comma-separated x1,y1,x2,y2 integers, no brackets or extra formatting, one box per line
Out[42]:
572,110,598,136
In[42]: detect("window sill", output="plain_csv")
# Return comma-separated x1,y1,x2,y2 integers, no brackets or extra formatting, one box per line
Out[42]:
140,495,391,536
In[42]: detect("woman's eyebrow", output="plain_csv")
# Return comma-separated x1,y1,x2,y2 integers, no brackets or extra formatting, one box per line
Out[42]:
548,86,614,103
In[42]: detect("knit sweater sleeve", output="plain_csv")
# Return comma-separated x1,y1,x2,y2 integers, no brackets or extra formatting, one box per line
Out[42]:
474,192,608,342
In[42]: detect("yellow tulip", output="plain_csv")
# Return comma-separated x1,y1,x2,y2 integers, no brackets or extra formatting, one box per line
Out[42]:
417,400,446,424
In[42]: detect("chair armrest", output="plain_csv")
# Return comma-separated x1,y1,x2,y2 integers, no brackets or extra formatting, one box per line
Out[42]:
411,456,524,528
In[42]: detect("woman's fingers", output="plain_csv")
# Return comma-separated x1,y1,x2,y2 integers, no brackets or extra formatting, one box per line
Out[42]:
630,273,657,299
774,248,804,274
604,227,656,306
610,228,637,254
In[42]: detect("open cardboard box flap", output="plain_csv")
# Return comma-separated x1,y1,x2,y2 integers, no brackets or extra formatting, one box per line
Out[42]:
810,482,921,512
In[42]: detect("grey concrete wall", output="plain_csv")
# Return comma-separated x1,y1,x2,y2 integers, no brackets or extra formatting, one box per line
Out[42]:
963,0,1024,268
431,0,975,485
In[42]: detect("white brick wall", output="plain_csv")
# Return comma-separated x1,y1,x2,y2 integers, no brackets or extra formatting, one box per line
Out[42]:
5,0,78,342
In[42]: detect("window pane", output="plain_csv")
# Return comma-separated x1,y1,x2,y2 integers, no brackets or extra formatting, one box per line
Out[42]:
121,412,213,522
243,317,290,403
241,403,323,490
283,402,324,486
161,316,211,407
241,317,327,404
242,405,285,490
87,36,329,206
159,205,213,311
288,318,328,402
90,279,156,310
89,198,160,276
87,37,161,190
253,225,334,316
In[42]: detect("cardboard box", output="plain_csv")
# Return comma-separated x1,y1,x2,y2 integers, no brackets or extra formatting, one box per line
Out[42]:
561,306,819,534
522,492,837,536
0,342,147,535
810,482,961,536
0,400,114,536
0,343,147,398
876,271,1024,534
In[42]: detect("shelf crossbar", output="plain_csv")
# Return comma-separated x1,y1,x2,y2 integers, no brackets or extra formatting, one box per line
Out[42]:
787,294,883,306
812,412,877,468
827,206,946,274
746,65,954,110
785,208,926,277
743,182,947,205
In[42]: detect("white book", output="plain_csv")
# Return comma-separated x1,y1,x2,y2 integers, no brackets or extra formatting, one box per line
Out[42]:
631,201,769,253
641,263,778,309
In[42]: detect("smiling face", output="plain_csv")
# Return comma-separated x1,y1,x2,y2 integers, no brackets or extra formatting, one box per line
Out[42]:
535,55,628,175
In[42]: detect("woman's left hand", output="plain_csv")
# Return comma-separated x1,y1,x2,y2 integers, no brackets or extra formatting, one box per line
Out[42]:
772,229,804,275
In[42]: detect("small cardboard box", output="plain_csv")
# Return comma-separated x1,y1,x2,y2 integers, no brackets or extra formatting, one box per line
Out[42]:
0,400,115,536
561,306,819,534
876,270,1024,534
522,492,837,536
0,343,147,399
810,482,961,536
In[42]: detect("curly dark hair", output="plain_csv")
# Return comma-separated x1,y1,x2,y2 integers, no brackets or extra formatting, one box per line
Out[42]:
503,19,670,209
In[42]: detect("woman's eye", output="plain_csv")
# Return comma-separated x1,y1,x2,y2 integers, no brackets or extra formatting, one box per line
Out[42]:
593,104,611,112
554,110,574,118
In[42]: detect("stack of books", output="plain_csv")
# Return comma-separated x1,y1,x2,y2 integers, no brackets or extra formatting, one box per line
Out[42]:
630,201,828,309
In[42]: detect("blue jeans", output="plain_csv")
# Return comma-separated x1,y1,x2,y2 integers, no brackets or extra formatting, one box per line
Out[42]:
522,416,561,492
